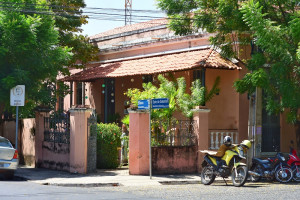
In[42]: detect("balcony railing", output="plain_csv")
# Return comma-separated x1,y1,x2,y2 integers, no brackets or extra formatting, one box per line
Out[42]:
209,130,238,150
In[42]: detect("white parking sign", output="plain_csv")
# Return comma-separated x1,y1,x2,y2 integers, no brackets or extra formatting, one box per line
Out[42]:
10,85,25,106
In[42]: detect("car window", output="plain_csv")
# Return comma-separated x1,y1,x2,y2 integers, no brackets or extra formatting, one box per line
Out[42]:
0,138,13,148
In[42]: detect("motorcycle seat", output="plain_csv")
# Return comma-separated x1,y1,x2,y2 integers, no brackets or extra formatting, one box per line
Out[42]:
199,150,217,156
253,158,270,164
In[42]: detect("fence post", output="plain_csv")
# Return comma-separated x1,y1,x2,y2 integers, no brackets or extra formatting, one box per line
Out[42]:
193,107,211,173
34,107,50,167
69,108,93,174
128,109,150,175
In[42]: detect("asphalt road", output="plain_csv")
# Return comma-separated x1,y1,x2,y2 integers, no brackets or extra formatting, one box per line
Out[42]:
0,177,299,200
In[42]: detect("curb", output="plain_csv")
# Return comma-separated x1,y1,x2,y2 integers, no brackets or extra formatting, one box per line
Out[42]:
43,182,122,187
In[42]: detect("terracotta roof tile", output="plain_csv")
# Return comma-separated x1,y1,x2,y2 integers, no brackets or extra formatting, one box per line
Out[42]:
89,18,168,39
62,48,240,82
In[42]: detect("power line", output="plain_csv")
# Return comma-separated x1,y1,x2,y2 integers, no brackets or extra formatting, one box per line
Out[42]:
0,2,166,14
0,4,197,21
0,2,205,27
0,3,166,21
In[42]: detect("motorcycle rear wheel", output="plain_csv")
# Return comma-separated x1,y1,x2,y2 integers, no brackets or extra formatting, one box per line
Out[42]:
292,166,300,182
232,166,248,187
275,166,293,183
201,166,216,185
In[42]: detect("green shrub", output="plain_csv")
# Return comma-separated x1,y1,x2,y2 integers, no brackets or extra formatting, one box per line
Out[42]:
96,123,121,169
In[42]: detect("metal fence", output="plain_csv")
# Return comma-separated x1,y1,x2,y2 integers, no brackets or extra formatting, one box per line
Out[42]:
151,119,197,147
44,112,70,144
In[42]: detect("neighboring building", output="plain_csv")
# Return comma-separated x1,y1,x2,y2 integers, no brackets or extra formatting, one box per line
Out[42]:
60,18,297,156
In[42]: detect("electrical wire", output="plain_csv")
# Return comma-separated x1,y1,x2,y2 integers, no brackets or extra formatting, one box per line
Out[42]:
0,2,166,14
0,2,204,26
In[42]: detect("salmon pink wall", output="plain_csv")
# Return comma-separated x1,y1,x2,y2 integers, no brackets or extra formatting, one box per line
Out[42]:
20,119,35,166
152,146,197,174
129,110,150,175
69,108,92,174
206,69,239,130
281,111,298,153
41,142,70,171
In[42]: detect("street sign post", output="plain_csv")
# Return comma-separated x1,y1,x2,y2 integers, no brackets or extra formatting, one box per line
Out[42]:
137,98,169,179
10,85,25,151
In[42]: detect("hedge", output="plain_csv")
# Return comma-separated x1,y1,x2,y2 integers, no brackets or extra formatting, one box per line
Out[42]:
96,123,121,169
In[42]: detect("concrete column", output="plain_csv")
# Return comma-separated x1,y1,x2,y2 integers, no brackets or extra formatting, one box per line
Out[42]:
193,107,211,172
128,109,150,175
34,108,50,167
69,108,93,174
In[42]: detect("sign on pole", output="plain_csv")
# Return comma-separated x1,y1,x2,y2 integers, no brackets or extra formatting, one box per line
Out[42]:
10,85,25,106
151,98,169,109
138,99,150,109
10,85,25,151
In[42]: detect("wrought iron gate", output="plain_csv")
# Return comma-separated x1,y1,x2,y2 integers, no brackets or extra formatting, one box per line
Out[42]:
44,112,70,144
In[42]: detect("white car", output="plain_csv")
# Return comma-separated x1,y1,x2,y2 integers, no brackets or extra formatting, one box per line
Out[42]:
0,136,19,179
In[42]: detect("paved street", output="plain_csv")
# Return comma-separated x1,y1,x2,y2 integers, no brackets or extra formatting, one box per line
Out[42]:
98,181,300,200
0,176,300,200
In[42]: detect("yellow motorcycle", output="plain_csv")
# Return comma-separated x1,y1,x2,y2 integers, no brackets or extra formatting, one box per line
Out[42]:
200,140,252,187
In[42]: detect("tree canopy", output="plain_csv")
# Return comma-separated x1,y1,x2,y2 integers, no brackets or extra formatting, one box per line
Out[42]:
48,0,98,68
157,0,300,123
0,0,98,117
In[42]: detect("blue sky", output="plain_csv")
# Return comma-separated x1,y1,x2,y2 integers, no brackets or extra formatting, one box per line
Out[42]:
81,0,165,37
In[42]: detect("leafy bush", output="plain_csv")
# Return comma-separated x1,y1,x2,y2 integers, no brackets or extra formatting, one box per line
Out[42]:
96,123,121,169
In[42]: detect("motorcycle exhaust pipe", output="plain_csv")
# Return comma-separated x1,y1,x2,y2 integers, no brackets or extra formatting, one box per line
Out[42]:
248,171,262,177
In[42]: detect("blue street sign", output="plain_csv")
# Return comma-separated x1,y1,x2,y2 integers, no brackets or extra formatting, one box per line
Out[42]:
152,98,169,109
138,99,150,109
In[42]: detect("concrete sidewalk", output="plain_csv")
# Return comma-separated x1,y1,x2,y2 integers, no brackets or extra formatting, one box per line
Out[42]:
15,166,205,187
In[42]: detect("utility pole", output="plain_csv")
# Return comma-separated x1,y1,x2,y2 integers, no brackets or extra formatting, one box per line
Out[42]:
125,0,132,25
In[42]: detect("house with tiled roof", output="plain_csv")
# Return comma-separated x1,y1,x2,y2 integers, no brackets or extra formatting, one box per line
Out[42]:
61,18,248,129
59,18,254,173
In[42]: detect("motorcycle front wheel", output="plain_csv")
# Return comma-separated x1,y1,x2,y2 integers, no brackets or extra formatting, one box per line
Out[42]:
201,166,216,185
232,166,248,187
275,166,293,183
292,166,300,182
